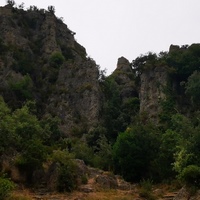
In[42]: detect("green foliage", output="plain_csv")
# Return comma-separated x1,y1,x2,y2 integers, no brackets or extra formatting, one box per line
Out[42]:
0,96,62,183
72,140,95,166
0,176,15,200
185,71,200,106
50,52,65,68
139,179,156,200
1,17,200,190
51,150,78,192
12,104,43,141
167,44,200,81
17,139,48,171
113,123,160,182
51,149,75,164
180,165,200,188
156,129,180,180
94,135,113,170
40,116,62,146
140,179,153,191
167,113,200,186
131,52,157,76
0,96,19,155
122,97,140,117
12,48,34,75
58,162,78,192
81,174,88,184
101,77,126,140
9,74,33,101
60,46,74,60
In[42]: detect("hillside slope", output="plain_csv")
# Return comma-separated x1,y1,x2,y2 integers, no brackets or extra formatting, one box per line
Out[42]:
0,4,101,135
0,3,200,197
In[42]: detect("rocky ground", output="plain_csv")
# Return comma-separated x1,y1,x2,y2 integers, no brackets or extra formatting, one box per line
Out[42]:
10,180,200,200
10,176,179,200
5,159,200,200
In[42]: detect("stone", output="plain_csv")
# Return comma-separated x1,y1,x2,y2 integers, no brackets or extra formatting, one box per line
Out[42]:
173,187,200,200
95,173,118,189
116,56,132,72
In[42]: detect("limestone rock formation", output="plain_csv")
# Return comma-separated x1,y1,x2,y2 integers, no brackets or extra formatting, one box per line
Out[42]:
0,4,101,135
139,65,168,121
112,56,138,102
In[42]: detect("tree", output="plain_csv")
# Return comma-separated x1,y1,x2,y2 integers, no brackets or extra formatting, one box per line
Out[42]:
48,5,55,14
180,165,200,188
6,0,15,6
185,70,200,106
94,134,113,170
50,52,65,68
113,124,159,182
0,176,15,199
156,129,180,180
0,96,20,155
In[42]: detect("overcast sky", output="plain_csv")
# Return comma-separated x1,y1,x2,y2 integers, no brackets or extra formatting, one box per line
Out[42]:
1,0,200,74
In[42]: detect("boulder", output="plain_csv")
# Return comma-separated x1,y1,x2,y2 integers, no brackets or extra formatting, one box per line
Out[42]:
95,173,118,189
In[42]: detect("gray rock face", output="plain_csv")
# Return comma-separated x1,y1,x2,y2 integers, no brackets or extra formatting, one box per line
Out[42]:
117,56,131,72
174,187,200,200
139,65,168,122
113,57,137,102
95,174,118,189
0,5,101,135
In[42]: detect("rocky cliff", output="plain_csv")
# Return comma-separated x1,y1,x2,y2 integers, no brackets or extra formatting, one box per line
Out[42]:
139,65,168,121
0,4,198,135
0,4,101,135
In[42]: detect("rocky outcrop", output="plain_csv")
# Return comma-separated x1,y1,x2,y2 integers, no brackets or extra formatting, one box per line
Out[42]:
0,5,101,135
95,173,118,189
112,57,138,101
139,65,168,122
48,58,101,134
173,187,200,200
35,159,133,193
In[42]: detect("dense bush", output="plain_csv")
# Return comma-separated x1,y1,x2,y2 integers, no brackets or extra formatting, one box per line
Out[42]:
180,165,200,187
58,161,78,192
113,123,160,182
0,176,15,199
50,52,65,68
9,74,34,101
51,150,78,192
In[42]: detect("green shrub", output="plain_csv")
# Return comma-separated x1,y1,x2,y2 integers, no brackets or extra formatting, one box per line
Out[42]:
50,150,78,192
12,48,34,74
50,52,65,68
139,179,156,200
0,177,15,199
58,161,78,192
180,165,200,187
140,179,153,191
81,175,88,184
139,189,156,200
9,74,33,100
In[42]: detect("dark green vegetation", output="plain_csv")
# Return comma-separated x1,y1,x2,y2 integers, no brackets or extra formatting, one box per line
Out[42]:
0,2,200,195
0,176,15,199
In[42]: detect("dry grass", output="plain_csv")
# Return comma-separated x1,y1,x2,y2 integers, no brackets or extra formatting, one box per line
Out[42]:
7,190,32,200
7,183,180,200
7,189,137,200
84,190,136,200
